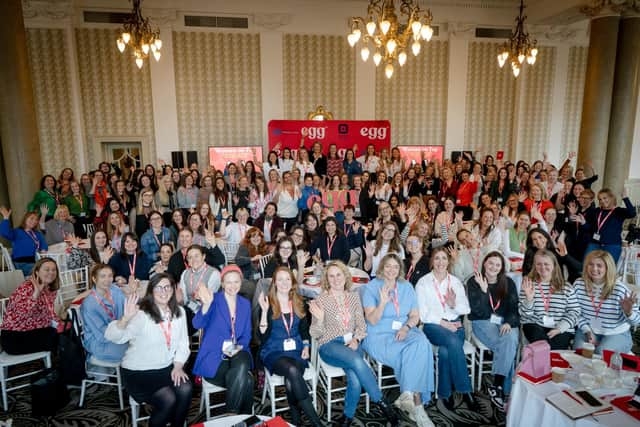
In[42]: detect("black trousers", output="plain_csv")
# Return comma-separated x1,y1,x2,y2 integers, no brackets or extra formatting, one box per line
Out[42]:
522,323,574,350
205,351,254,414
1,328,58,355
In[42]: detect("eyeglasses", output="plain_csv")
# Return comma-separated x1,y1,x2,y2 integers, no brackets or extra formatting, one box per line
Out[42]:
153,285,173,293
407,240,421,246
383,227,396,233
292,233,304,238
280,245,293,250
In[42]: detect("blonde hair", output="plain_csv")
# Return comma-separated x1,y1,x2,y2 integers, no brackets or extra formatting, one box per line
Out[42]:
136,189,157,214
375,253,405,281
320,261,353,292
582,250,617,300
53,205,70,220
528,249,565,293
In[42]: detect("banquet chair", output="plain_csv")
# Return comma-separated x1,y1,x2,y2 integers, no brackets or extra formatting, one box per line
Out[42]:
260,358,318,417
58,266,89,305
199,380,227,420
259,254,273,278
432,340,477,396
83,223,95,239
130,396,150,427
0,244,14,272
471,333,492,391
0,297,52,411
312,338,370,421
219,242,240,264
72,307,125,410
36,251,68,272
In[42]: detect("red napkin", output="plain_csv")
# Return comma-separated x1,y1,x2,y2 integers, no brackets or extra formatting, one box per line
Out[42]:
550,352,570,368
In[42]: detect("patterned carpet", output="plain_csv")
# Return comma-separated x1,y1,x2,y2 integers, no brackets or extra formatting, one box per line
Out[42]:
0,370,506,427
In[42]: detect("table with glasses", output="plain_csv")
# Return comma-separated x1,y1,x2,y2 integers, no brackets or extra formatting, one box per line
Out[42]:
36,240,91,272
298,267,369,299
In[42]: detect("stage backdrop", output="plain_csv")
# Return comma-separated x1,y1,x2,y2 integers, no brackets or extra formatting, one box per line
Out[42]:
396,145,444,167
208,146,263,170
268,120,391,158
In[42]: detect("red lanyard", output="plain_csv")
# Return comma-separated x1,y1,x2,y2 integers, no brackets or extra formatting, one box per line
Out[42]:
406,262,416,280
153,230,165,248
26,230,40,250
91,290,116,319
588,287,605,318
343,223,351,236
433,274,451,310
281,300,294,338
327,235,337,257
181,250,189,269
388,284,400,316
76,195,84,210
128,253,137,277
189,265,209,298
537,282,552,312
158,318,172,350
332,292,351,329
229,300,237,341
488,291,501,313
596,210,615,234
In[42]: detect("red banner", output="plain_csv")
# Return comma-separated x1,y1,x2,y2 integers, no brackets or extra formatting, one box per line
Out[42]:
397,145,444,167
268,120,391,158
208,146,263,170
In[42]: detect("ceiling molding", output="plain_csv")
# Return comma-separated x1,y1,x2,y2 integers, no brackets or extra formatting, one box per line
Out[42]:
253,13,293,30
22,0,73,20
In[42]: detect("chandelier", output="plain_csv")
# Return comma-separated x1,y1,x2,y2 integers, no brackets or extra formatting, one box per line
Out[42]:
497,0,538,78
347,0,434,79
116,0,162,69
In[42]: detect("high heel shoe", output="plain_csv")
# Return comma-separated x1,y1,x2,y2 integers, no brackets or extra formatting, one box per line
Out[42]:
375,398,399,425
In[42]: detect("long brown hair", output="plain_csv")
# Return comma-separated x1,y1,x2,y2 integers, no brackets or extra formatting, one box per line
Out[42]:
527,249,565,293
374,221,403,256
269,266,305,319
31,258,61,291
480,251,508,301
138,273,182,324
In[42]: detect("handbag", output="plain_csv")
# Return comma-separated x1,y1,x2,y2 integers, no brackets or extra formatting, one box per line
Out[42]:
517,340,551,383
57,307,86,386
30,368,70,416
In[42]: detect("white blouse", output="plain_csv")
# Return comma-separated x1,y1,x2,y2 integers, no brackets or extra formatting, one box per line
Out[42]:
415,273,470,324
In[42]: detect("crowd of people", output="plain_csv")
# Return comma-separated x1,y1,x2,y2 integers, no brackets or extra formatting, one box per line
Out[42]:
0,139,638,427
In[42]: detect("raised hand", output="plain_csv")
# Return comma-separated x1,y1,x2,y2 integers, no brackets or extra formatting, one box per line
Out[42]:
555,240,568,257
621,292,637,317
474,271,488,293
445,287,457,308
123,294,140,321
379,286,391,306
205,230,217,247
197,285,213,306
522,277,535,301
296,250,310,266
518,191,528,202
364,241,375,258
40,204,49,217
455,211,464,223
258,292,269,313
0,206,11,219
308,300,325,322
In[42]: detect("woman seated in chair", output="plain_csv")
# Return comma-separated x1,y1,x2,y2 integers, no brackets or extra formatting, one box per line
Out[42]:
105,273,191,427
520,249,580,350
416,247,477,413
193,266,254,415
467,251,519,411
309,217,350,264
234,227,269,300
257,267,323,427
108,233,152,291
361,253,435,427
262,237,306,285
0,206,48,277
80,264,127,370
574,250,640,354
0,258,60,354
309,261,398,427
42,205,75,246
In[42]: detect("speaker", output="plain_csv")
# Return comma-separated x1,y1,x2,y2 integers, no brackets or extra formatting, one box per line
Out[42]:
186,151,198,167
171,151,185,169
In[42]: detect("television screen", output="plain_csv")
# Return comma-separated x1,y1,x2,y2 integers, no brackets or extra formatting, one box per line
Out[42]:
208,146,263,171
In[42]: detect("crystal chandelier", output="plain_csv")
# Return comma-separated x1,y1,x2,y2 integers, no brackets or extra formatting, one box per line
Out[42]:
347,0,434,79
496,0,539,78
116,0,162,69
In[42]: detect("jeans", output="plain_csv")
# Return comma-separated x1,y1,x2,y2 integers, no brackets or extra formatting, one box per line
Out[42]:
422,323,472,399
574,328,632,355
471,320,519,394
584,243,622,264
319,337,382,418
14,261,34,278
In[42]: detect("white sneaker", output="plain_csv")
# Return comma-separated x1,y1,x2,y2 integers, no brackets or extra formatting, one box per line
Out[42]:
394,393,416,421
414,404,435,427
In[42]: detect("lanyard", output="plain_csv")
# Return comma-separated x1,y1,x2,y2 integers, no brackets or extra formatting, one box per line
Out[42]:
26,230,40,251
326,235,337,257
537,282,552,312
158,318,172,350
181,250,189,270
189,265,209,298
153,230,165,248
332,292,351,329
596,209,615,234
406,261,416,280
128,253,137,277
433,274,451,310
588,287,605,318
76,195,84,210
388,283,400,317
343,223,351,236
91,290,115,320
488,291,501,313
281,300,294,338
229,300,237,341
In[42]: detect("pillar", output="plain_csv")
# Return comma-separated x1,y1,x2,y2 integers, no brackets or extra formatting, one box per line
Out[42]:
577,12,620,191
604,13,640,194
0,0,43,221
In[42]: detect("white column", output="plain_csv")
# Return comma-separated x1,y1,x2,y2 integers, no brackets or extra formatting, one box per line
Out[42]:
630,93,640,179
547,45,569,167
149,25,180,163
445,37,468,154
260,31,284,151
355,53,376,120
65,25,87,172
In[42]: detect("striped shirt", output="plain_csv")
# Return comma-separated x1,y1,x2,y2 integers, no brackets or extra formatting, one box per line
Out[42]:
574,279,640,335
519,282,579,333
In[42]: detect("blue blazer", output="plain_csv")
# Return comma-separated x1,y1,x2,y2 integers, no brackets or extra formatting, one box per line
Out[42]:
192,291,252,378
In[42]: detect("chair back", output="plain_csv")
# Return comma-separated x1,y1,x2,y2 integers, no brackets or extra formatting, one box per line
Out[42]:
0,244,14,271
220,242,240,264
259,254,273,278
310,336,319,370
0,297,8,326
0,270,24,299
58,266,89,305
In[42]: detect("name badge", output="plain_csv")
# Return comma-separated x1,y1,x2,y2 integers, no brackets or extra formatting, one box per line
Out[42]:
222,339,234,353
79,212,86,217
253,272,261,280
427,190,432,195
456,199,461,204
391,320,403,331
283,338,297,351
191,204,196,209
51,320,58,329
593,233,601,242
187,300,200,313
343,332,353,344
542,315,555,328
441,197,446,202
590,317,603,330
497,197,503,203
490,314,503,325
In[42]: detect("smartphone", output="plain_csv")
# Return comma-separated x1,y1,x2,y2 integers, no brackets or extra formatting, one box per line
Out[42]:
497,151,504,160
629,384,640,409
622,355,639,370
576,390,602,407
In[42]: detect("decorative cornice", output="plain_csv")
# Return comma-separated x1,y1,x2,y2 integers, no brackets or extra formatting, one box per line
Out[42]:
531,25,589,42
447,22,477,37
429,0,520,9
580,0,638,17
22,0,73,20
253,13,292,30
148,8,178,27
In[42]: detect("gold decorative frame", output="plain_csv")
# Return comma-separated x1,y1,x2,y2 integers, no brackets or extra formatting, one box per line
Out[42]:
307,105,334,120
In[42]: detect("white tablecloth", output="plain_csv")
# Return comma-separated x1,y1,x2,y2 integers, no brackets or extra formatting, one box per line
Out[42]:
199,414,293,426
298,266,369,298
506,376,639,427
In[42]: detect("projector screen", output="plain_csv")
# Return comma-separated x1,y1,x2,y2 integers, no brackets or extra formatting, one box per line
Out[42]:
208,146,263,171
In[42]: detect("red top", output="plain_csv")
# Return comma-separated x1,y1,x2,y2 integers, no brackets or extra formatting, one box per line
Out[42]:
438,179,459,202
523,199,554,223
456,181,478,206
1,280,59,332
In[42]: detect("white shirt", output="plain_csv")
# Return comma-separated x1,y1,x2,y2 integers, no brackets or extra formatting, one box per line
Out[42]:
371,243,405,277
105,307,190,371
357,155,380,173
277,187,300,219
223,222,250,244
415,272,470,324
280,158,294,174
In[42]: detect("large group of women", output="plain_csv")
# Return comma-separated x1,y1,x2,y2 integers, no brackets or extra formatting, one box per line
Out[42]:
0,140,638,427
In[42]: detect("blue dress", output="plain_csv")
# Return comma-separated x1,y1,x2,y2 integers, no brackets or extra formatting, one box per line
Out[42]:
80,285,128,363
259,311,308,372
361,278,435,403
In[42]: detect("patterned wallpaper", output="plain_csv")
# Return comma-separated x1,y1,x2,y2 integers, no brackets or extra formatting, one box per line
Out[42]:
75,28,156,169
465,42,517,161
375,40,449,147
517,46,557,163
26,28,79,175
562,46,588,158
173,31,262,164
283,34,355,120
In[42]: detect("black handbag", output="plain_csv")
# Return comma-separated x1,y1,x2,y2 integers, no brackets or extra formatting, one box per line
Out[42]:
30,368,70,416
57,307,87,386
